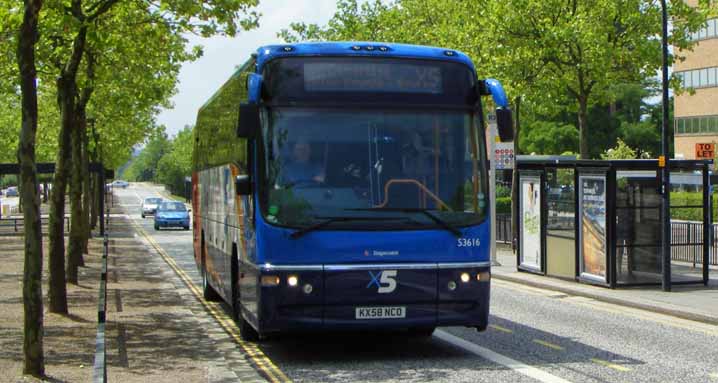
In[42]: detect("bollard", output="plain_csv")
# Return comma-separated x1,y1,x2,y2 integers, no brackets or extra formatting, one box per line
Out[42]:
93,216,110,383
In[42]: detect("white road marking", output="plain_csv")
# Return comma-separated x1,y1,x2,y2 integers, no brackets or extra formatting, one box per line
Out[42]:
435,330,573,383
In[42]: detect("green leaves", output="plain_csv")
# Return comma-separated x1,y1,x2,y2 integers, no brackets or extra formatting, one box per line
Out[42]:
1,0,260,170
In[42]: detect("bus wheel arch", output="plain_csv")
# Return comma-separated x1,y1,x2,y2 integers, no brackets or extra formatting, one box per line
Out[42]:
232,242,259,341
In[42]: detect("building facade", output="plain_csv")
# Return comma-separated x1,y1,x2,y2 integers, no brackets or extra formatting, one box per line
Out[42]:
673,6,718,159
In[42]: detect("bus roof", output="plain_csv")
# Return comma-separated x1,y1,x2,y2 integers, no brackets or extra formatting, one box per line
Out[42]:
198,42,476,115
254,41,476,73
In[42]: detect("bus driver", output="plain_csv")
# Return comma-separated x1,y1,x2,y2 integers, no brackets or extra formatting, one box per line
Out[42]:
281,139,325,186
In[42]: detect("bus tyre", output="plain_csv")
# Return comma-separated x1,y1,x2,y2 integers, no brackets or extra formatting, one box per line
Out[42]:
141,213,145,218
201,265,220,301
408,327,435,337
154,224,159,231
184,226,190,230
238,314,259,342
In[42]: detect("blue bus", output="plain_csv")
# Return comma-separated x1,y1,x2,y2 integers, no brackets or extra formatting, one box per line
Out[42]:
192,42,513,341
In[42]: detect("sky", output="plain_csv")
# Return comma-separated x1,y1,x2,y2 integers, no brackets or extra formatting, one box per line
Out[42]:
157,0,340,137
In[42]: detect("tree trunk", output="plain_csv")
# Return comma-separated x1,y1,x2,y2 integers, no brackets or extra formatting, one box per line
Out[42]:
82,122,91,252
90,170,98,230
17,0,45,377
48,75,73,305
67,111,86,279
510,96,521,251
55,26,87,286
578,96,589,159
90,125,100,230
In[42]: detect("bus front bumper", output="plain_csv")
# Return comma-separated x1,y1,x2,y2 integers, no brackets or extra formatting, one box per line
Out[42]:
254,263,490,334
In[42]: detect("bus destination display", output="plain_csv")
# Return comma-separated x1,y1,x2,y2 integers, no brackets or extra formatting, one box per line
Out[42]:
303,62,443,94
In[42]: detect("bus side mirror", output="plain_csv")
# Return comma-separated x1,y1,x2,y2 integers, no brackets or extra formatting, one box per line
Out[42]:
236,175,251,195
496,107,513,142
237,103,259,138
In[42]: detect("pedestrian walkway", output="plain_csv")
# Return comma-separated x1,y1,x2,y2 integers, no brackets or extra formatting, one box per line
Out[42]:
493,246,718,325
104,214,266,382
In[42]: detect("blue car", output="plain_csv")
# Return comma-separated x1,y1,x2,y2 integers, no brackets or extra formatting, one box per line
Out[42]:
154,201,190,230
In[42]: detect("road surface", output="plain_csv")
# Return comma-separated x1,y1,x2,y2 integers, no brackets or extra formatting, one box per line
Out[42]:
115,183,718,383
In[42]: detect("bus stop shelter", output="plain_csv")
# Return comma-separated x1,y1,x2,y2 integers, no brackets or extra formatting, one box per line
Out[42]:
515,157,712,289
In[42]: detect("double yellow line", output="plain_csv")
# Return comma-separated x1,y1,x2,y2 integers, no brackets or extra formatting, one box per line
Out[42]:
130,219,291,383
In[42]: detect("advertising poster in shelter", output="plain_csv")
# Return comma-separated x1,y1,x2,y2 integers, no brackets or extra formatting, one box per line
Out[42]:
520,176,542,271
579,175,607,282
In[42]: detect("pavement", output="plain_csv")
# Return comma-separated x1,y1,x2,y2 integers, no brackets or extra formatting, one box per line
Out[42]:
493,246,718,325
106,182,718,383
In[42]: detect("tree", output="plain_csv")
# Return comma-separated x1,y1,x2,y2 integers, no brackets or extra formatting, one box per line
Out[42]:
39,0,259,301
124,129,171,182
487,0,707,159
156,125,193,195
601,138,638,160
521,121,579,155
15,0,45,376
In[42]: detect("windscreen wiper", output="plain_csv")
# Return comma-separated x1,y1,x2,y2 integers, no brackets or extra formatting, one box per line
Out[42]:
289,215,410,239
347,207,462,237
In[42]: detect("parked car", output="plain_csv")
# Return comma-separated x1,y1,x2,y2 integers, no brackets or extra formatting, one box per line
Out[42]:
154,201,190,230
141,197,163,218
5,187,18,197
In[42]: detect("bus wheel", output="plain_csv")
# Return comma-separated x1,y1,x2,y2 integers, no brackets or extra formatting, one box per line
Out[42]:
408,327,435,337
238,314,259,342
201,263,220,301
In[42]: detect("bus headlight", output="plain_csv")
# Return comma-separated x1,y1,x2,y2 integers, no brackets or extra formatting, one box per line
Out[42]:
460,272,470,283
303,283,313,294
287,275,298,287
447,281,457,291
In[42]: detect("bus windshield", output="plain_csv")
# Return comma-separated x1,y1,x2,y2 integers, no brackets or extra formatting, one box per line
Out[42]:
260,107,487,230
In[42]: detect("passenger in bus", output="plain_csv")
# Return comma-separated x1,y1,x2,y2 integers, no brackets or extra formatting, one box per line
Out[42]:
281,139,325,186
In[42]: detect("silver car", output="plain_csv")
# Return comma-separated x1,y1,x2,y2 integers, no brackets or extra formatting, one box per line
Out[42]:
141,197,163,218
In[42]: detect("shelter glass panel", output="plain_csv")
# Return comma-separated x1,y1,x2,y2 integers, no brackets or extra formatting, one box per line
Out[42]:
670,171,705,283
615,170,662,285
546,168,576,278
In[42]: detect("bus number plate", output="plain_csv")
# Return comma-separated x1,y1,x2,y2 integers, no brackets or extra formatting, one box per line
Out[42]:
355,306,406,319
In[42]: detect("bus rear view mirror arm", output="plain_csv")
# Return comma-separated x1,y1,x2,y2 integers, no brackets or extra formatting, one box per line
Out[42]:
236,175,251,195
237,103,260,138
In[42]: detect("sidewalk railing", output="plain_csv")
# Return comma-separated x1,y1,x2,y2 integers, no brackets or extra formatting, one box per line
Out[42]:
497,213,512,244
0,216,70,234
671,221,718,266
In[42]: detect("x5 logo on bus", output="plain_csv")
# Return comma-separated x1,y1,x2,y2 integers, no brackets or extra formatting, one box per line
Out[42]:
367,270,397,293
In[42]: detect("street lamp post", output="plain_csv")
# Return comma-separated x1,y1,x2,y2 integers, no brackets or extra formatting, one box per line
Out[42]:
660,0,672,292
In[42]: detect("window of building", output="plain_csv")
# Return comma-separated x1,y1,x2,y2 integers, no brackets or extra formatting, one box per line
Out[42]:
687,19,718,41
676,67,718,89
675,116,718,135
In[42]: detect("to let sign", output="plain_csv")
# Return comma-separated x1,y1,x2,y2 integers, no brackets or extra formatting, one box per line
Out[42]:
695,143,715,159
